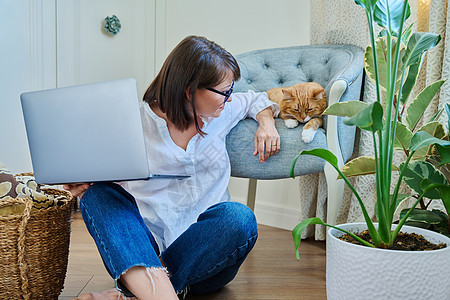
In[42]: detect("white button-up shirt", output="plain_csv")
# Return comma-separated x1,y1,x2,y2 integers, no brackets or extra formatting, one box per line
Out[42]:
119,91,279,252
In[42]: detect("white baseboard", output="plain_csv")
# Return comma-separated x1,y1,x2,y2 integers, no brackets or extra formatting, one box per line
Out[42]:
234,197,300,231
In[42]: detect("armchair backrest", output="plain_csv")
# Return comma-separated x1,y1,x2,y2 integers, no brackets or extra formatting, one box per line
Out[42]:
234,44,364,97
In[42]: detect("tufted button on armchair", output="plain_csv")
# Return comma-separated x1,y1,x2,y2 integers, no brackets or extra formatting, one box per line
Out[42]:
226,45,364,225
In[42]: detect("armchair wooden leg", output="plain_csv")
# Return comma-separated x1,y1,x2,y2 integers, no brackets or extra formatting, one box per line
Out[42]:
247,178,257,211
324,164,344,226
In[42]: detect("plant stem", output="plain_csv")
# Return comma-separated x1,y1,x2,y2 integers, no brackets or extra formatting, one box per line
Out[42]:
388,1,410,158
366,10,382,104
366,5,386,234
373,132,382,218
419,197,426,209
373,131,389,240
390,150,415,218
387,70,408,225
401,101,406,116
383,1,410,236
379,29,394,242
368,9,385,204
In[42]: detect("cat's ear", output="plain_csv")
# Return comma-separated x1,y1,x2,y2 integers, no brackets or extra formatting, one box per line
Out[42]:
307,82,325,100
282,89,293,101
313,87,325,100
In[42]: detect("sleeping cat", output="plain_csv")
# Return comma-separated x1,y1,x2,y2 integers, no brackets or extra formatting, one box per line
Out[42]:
266,82,327,143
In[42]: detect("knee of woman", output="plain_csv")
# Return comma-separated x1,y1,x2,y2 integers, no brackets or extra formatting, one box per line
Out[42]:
220,202,258,241
80,182,113,207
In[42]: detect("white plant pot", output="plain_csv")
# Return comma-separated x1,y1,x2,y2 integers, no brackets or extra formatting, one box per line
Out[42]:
326,223,450,300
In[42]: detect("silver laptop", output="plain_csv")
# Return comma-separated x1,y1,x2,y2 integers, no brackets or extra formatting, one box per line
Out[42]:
20,78,189,184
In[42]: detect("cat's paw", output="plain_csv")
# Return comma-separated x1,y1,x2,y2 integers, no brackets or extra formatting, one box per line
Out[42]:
302,128,317,143
284,119,299,128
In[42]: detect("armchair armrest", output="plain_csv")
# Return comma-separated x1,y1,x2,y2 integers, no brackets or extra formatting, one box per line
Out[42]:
326,79,348,170
324,79,347,225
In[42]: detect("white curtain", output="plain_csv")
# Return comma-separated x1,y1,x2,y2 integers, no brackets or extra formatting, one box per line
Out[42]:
301,0,450,240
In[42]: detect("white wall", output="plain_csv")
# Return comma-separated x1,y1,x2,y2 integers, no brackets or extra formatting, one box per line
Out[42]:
0,0,155,173
0,0,57,173
157,0,311,230
56,0,156,98
156,0,310,69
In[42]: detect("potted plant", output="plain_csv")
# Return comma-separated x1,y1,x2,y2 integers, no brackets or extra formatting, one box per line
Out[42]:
290,1,450,299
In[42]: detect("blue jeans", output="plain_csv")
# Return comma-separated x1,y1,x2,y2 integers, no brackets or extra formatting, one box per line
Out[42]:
80,182,258,296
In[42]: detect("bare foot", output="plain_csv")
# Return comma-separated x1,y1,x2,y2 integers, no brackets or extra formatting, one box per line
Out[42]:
73,288,134,300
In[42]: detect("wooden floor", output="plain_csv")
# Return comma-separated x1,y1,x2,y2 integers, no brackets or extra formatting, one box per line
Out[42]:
59,211,326,300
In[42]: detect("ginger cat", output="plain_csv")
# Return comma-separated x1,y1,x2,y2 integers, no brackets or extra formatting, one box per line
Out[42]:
266,82,327,143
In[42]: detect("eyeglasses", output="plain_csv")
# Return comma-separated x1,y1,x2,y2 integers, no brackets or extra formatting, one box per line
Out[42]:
205,81,234,104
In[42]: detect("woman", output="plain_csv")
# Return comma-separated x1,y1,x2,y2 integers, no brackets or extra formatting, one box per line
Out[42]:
66,35,280,299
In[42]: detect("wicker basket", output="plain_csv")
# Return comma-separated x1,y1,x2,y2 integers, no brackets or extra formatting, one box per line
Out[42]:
0,187,75,300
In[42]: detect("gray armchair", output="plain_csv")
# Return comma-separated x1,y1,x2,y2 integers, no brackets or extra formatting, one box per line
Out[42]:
226,45,364,225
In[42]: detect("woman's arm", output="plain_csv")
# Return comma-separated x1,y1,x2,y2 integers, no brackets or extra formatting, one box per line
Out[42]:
254,107,280,163
228,91,280,127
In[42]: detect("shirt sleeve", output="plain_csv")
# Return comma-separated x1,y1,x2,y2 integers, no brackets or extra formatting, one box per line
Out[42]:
229,91,280,124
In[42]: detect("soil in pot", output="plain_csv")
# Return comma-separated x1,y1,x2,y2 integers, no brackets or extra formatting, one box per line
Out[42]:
339,230,447,251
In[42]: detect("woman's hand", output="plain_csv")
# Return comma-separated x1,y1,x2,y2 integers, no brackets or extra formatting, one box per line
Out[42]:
63,183,93,198
254,107,280,163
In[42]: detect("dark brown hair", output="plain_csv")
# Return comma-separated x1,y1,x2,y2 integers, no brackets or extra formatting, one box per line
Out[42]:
143,36,240,134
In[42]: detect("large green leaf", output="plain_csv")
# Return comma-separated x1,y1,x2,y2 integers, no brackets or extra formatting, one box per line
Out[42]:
421,180,450,210
400,63,421,105
401,32,441,71
413,122,447,160
409,131,450,152
364,37,405,93
354,0,378,10
418,122,446,139
394,121,413,151
431,209,449,223
406,80,447,131
436,144,450,166
344,101,384,132
323,101,369,117
400,208,449,237
402,160,448,199
402,220,431,229
401,23,414,45
339,156,399,179
400,208,447,225
374,0,411,34
400,33,441,105
437,185,450,215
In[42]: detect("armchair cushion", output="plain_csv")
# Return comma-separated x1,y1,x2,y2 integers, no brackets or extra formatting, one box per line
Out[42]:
227,118,326,179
